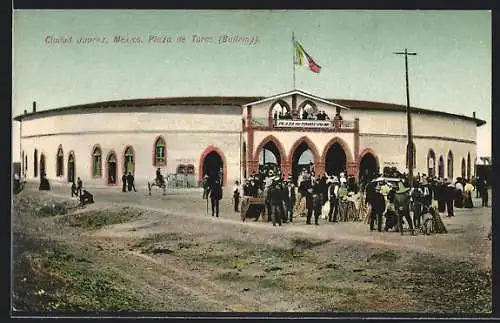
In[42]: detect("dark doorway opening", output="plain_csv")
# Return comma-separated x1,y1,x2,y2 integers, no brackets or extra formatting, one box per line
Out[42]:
324,143,347,177
67,153,75,183
34,149,38,178
40,154,46,177
359,153,378,182
438,156,444,178
202,151,224,185
107,153,117,184
291,142,314,183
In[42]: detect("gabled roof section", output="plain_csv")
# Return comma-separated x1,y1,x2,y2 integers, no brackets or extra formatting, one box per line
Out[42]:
242,89,350,110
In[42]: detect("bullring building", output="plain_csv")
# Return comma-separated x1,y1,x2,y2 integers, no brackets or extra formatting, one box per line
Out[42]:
14,89,485,187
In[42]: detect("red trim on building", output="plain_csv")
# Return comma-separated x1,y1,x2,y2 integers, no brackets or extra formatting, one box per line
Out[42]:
198,145,228,187
253,135,287,164
152,135,167,168
359,148,380,170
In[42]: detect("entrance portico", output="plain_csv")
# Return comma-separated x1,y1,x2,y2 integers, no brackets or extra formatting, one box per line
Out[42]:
242,89,360,180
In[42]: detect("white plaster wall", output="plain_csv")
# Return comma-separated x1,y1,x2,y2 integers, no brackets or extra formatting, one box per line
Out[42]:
360,136,476,179
343,109,476,140
21,131,242,187
22,110,241,137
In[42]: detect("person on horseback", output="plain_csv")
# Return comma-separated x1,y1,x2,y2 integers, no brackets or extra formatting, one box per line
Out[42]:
155,167,165,186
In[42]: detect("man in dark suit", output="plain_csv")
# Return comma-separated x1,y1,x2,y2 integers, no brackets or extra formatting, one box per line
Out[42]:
121,174,127,192
366,184,385,232
445,181,456,217
283,176,296,223
210,179,223,217
127,172,137,192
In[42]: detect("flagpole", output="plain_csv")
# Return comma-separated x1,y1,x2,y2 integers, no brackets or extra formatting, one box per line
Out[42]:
292,32,296,89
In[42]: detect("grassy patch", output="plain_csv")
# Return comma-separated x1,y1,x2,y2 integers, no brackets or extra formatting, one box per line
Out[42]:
291,237,332,251
367,251,401,263
59,207,144,230
12,233,152,312
406,254,492,313
36,202,71,217
132,232,182,249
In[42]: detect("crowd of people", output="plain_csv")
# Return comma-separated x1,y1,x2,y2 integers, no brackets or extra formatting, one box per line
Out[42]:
364,173,489,235
231,168,359,226
211,165,490,235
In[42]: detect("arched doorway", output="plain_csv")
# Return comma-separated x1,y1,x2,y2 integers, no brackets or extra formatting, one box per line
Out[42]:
438,155,444,178
67,152,75,183
123,146,135,175
255,137,285,177
107,152,117,185
324,142,347,177
359,152,379,182
242,142,247,179
447,151,454,179
467,152,471,180
40,154,46,177
34,149,38,178
427,149,436,177
291,142,315,182
461,158,466,179
202,151,224,185
56,145,64,177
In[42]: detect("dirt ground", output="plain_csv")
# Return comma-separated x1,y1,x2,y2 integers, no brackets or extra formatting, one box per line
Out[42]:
11,183,492,313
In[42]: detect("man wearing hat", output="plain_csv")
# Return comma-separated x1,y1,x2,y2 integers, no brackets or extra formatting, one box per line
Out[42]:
327,176,340,222
209,179,223,218
267,177,284,226
445,180,456,216
202,174,210,199
366,184,385,232
394,182,415,235
283,176,296,223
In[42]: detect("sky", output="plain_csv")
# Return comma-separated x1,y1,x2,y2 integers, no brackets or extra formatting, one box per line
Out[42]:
12,10,492,162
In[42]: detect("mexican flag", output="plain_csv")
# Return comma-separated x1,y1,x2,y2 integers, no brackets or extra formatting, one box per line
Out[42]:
294,40,321,73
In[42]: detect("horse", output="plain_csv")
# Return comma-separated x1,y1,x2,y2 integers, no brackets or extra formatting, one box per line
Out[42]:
147,175,167,196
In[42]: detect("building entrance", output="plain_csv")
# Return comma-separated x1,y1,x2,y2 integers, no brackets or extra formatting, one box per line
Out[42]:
324,142,347,177
202,151,224,185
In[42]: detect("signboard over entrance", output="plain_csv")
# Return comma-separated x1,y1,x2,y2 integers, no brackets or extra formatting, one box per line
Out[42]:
275,120,333,128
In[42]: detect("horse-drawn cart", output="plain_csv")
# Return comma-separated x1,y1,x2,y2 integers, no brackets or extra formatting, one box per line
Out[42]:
240,196,268,222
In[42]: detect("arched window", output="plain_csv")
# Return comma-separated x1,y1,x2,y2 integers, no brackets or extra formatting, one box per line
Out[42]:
123,146,135,175
34,149,38,178
270,100,291,122
92,146,102,178
298,101,318,120
406,141,416,170
461,158,466,179
56,145,64,177
25,155,28,174
186,164,195,175
153,136,166,166
447,151,454,179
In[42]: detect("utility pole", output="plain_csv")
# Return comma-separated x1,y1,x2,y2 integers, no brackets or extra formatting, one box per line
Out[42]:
394,48,417,187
